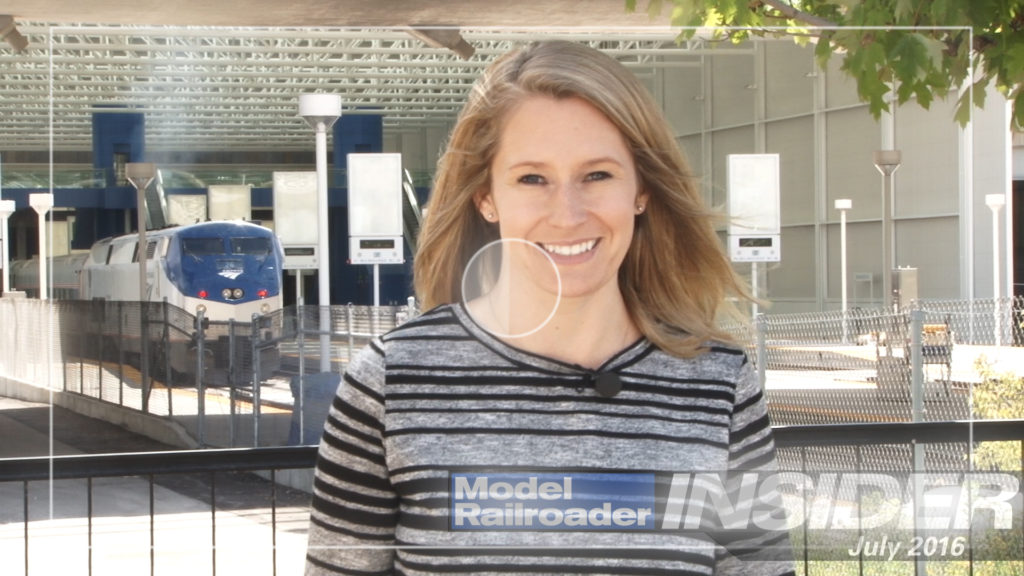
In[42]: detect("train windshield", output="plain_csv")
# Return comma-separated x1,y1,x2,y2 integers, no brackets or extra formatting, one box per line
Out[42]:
230,237,272,256
181,237,225,258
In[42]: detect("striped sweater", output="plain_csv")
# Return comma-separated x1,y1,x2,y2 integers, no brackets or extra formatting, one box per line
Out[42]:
305,304,794,576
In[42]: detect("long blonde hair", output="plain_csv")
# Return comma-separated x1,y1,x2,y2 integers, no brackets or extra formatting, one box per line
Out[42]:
414,40,750,357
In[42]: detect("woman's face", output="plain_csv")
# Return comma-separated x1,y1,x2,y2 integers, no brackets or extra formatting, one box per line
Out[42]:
478,95,646,302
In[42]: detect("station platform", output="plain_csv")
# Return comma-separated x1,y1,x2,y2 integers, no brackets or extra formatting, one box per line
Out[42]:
0,396,312,576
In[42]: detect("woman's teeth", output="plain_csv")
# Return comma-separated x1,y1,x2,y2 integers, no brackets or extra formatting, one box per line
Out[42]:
540,239,597,256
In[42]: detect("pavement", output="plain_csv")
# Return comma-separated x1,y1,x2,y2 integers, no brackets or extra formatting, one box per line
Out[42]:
0,396,313,576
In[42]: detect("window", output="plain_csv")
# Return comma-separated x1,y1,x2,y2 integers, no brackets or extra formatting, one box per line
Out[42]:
230,237,272,256
182,237,225,257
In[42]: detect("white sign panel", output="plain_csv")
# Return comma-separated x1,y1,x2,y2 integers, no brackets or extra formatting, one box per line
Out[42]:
165,194,207,226
348,153,404,264
207,184,252,221
273,171,319,270
727,154,781,263
728,154,780,235
728,234,781,262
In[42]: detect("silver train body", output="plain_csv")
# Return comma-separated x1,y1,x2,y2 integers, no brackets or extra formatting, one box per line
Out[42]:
12,221,285,385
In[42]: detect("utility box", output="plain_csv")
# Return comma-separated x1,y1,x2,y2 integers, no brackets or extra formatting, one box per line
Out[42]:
893,267,918,310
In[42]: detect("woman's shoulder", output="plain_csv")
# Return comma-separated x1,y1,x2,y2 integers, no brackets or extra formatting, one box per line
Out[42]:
380,303,465,342
640,338,750,380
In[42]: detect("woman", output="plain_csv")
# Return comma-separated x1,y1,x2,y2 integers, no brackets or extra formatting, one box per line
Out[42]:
306,40,793,576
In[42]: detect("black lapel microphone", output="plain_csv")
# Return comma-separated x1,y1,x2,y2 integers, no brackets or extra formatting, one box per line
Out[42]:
584,372,622,398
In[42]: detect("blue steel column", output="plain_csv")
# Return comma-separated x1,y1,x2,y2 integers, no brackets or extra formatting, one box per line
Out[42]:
331,114,383,305
91,110,146,243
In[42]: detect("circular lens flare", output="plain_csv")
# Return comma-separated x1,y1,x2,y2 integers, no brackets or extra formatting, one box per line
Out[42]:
461,238,561,339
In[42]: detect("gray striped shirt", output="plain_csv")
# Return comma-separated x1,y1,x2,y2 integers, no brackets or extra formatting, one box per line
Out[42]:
306,304,794,575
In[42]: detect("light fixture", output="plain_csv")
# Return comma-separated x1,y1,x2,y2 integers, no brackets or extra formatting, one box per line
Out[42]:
0,15,28,53
298,93,342,374
406,26,475,60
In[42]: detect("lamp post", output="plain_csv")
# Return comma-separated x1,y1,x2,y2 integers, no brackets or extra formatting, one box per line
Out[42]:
29,193,54,300
873,150,901,311
835,198,852,343
0,199,14,295
126,163,156,302
985,193,1006,345
298,93,342,374
126,162,156,412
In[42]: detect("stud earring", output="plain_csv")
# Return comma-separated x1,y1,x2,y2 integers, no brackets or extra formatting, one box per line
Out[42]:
635,204,645,214
485,212,495,221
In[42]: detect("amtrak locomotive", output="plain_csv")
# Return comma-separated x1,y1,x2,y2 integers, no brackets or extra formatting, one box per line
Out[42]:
12,221,285,385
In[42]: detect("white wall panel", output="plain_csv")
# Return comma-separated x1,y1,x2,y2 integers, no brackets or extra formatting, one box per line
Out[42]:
710,49,755,128
895,217,959,299
766,116,815,225
764,41,815,119
825,107,879,219
766,225,815,298
663,62,704,136
824,221,882,306
824,55,862,110
711,127,755,209
894,97,959,217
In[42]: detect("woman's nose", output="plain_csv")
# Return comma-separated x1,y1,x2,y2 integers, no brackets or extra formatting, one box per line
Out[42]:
546,182,587,227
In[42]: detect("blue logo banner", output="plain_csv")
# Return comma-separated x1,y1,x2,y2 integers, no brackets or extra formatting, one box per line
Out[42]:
449,472,655,531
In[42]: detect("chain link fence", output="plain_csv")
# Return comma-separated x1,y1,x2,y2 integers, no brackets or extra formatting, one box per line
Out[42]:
0,297,416,449
723,297,1024,474
2,296,1021,463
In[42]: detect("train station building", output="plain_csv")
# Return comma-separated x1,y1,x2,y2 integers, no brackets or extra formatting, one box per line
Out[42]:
1,3,1022,575
0,2,1020,311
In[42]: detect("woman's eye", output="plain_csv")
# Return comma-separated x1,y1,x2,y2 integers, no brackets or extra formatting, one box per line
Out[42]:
518,174,545,185
584,171,612,182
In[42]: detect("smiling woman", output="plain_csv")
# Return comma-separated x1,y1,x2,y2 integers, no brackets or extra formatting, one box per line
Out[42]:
305,40,793,576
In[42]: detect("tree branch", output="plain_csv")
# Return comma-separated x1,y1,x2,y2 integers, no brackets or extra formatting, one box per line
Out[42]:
756,0,838,28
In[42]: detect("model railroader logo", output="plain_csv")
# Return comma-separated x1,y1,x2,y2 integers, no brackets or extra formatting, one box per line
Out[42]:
450,472,655,530
448,470,1022,562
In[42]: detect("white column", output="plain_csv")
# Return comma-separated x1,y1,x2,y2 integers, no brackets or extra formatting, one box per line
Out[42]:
986,194,1005,345
29,193,54,300
0,200,14,295
873,151,901,311
835,199,852,342
126,163,156,301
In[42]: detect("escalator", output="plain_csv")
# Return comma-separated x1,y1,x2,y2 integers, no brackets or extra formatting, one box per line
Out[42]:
402,169,423,253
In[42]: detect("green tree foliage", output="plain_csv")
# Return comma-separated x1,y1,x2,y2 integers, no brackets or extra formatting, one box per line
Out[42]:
627,0,1024,128
972,357,1024,471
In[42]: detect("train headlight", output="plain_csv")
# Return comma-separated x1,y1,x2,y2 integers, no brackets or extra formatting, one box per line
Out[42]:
221,288,233,300
232,288,244,299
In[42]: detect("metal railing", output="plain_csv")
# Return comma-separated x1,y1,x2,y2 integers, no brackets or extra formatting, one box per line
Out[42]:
2,296,1023,449
736,297,1024,427
0,446,316,576
0,422,1019,576
2,295,1022,574
0,298,416,449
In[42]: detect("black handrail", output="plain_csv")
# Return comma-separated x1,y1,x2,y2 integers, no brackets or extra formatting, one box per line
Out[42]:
0,445,318,482
772,418,1024,448
1,420,1020,483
